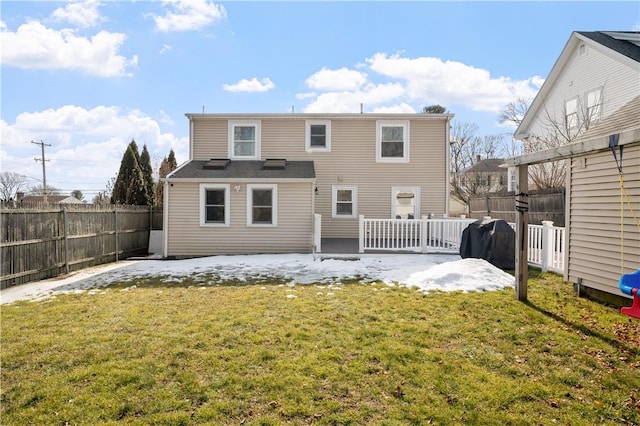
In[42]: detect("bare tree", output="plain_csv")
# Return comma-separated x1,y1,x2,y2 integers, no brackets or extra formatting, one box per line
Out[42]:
449,122,509,205
499,96,596,190
0,172,29,200
29,184,60,196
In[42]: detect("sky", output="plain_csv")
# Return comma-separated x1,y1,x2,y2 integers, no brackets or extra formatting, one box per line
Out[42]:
0,253,516,304
1,1,639,199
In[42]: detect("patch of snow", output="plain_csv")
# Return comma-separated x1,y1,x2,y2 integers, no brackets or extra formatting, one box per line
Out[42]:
1,254,514,304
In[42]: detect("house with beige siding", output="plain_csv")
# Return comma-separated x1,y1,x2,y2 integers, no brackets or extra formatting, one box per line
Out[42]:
163,113,453,257
508,31,640,300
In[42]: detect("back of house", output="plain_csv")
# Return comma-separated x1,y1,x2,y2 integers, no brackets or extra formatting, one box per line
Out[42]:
163,113,453,257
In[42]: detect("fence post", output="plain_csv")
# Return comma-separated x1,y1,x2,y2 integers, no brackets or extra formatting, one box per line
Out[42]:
541,221,554,273
421,215,429,253
358,215,365,253
114,205,119,261
63,207,69,274
314,213,322,253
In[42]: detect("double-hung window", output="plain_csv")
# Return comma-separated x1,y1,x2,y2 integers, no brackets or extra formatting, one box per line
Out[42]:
586,88,602,125
305,120,331,152
247,184,277,226
332,186,357,218
565,98,578,132
229,120,261,160
376,120,409,163
199,184,230,226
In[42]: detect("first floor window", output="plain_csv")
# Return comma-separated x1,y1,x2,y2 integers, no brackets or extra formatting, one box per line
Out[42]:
377,120,409,163
332,186,357,218
199,184,230,226
247,184,277,226
229,120,261,159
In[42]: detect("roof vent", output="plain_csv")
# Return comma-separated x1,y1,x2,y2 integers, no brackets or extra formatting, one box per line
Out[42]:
262,159,287,170
203,158,230,170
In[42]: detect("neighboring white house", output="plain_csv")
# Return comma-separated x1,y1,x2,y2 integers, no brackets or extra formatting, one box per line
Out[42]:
509,31,640,300
163,113,453,257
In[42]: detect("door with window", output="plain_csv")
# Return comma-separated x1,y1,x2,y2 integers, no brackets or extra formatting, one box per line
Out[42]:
391,187,420,219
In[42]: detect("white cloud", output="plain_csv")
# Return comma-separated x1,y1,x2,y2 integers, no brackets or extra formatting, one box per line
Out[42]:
298,52,543,116
305,67,367,91
366,52,542,113
1,106,188,195
152,0,226,32
0,21,137,77
52,0,102,28
160,44,172,54
303,83,405,113
223,77,275,93
296,92,317,100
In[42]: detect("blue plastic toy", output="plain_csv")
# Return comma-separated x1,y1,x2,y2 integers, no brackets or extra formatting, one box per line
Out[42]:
619,269,640,319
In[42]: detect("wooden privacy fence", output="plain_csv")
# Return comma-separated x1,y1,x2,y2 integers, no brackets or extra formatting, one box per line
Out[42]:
469,189,565,226
1,204,153,289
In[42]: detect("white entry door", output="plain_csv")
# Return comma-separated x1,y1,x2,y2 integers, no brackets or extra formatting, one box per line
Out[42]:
391,187,420,219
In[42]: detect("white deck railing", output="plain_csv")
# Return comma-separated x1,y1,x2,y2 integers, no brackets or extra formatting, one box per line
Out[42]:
356,215,566,273
358,215,476,254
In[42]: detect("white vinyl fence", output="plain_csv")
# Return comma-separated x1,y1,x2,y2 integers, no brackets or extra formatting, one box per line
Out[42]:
357,215,565,273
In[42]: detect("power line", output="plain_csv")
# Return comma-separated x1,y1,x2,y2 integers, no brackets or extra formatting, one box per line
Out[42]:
32,140,51,203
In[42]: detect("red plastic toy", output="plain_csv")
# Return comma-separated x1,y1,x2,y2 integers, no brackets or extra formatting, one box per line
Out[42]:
619,269,640,319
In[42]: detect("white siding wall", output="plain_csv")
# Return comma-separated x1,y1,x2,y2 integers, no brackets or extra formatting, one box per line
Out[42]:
568,144,640,295
529,44,640,138
166,181,313,256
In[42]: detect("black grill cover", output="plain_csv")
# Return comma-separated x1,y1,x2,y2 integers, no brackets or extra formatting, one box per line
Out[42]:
459,218,515,270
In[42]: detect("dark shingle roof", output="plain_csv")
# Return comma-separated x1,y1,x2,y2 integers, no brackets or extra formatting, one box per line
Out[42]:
463,158,506,174
577,31,640,63
169,160,315,180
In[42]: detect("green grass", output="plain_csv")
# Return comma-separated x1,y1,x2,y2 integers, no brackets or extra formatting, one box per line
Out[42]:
1,270,639,425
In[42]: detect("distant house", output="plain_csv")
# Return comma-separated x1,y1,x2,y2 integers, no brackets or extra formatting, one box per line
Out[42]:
507,31,640,300
457,157,507,193
163,112,453,257
17,194,84,205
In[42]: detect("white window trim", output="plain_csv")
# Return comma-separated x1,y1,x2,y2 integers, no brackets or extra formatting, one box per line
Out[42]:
565,98,579,130
586,88,603,123
376,120,410,163
228,120,261,160
305,120,331,152
332,185,358,219
246,184,278,227
391,186,421,219
199,183,230,227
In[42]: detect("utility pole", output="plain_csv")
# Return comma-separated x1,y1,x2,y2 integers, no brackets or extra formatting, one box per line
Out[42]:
32,140,51,203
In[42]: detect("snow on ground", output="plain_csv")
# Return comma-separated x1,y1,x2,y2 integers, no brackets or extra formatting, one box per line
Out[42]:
0,254,514,304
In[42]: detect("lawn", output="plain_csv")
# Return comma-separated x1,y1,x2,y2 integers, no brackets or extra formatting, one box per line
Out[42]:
1,269,639,425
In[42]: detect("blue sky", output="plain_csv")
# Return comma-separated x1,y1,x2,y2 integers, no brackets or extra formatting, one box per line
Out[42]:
1,1,639,199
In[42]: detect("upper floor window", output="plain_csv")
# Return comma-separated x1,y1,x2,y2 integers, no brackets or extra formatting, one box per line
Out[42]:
376,121,409,163
305,120,331,152
247,184,277,226
229,120,261,160
332,185,357,218
586,88,603,125
565,98,578,131
199,184,230,226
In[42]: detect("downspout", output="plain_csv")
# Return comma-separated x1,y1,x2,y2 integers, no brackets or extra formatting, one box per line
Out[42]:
162,179,169,258
189,117,194,160
444,116,452,216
